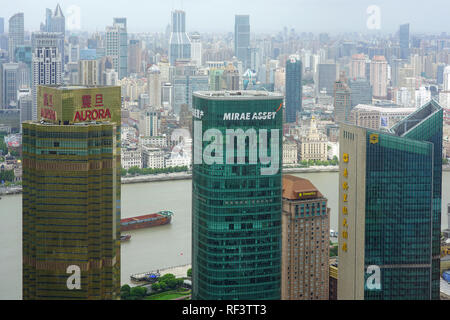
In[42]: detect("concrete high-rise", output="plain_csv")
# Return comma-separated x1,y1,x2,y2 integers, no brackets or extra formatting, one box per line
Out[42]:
234,15,250,69
169,10,191,65
78,57,98,86
8,13,24,62
0,17,4,34
1,63,19,108
147,65,161,108
443,66,450,92
173,72,208,114
333,71,351,124
104,20,128,80
128,40,142,75
285,55,302,123
281,175,330,300
31,32,63,120
192,90,284,300
113,18,128,79
349,78,372,108
370,56,388,100
317,63,337,96
18,88,32,125
350,54,366,80
41,5,65,68
190,32,202,67
22,85,121,300
338,100,443,300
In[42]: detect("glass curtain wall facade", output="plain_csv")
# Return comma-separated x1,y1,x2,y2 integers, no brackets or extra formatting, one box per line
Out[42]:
192,91,283,300
285,56,302,123
22,85,122,300
338,100,442,300
22,122,120,299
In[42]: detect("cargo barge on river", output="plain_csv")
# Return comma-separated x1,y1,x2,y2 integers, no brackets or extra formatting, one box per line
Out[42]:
120,211,173,231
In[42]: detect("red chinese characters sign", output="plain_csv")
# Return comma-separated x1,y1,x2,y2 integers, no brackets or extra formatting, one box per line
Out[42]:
73,94,112,122
41,93,56,120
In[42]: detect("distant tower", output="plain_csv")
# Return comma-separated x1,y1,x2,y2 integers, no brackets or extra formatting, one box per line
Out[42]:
370,56,388,100
333,71,351,124
190,32,202,67
443,66,450,91
8,13,24,62
399,23,410,60
169,10,191,65
285,55,302,123
234,15,250,70
350,54,366,79
113,18,128,79
148,65,161,108
31,32,63,120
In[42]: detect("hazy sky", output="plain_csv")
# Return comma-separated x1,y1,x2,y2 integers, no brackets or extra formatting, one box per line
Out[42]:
1,0,449,34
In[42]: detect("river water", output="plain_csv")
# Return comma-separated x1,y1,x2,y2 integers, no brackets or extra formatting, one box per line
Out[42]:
1,171,449,300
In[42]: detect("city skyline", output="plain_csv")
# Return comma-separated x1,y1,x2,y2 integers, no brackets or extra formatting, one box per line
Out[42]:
1,0,449,34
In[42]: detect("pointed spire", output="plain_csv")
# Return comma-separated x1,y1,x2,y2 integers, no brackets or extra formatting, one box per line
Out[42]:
54,4,64,18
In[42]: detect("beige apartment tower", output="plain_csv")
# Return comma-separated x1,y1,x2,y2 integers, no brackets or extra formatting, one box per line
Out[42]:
281,175,330,300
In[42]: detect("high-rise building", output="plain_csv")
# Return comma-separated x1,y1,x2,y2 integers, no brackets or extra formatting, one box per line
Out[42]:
22,85,121,300
78,56,98,86
169,10,191,65
234,15,250,69
0,17,4,34
349,78,372,108
106,26,120,77
190,32,202,68
18,88,32,125
128,40,142,75
147,65,161,108
317,63,337,96
370,56,388,100
31,32,63,120
113,18,128,79
8,13,24,62
443,66,450,92
350,54,366,79
399,23,410,60
437,64,445,86
139,110,160,137
334,71,351,124
173,73,208,114
192,90,284,300
281,175,330,300
285,55,302,123
1,63,19,108
42,5,65,68
338,100,443,300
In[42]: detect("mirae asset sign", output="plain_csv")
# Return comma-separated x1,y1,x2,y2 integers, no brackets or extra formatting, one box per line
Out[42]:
223,112,277,121
193,107,282,176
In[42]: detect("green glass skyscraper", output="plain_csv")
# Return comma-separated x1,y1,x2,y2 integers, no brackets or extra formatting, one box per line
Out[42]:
192,91,284,300
338,100,442,300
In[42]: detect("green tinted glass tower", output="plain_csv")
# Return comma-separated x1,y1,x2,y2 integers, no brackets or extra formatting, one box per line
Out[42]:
22,85,121,299
192,91,284,300
338,100,442,300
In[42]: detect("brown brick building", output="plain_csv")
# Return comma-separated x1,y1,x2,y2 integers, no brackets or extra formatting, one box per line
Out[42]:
281,175,330,300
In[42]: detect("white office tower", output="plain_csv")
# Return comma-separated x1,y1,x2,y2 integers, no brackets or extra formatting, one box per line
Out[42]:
444,66,450,91
31,32,62,120
169,10,191,65
190,32,202,67
147,65,161,108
